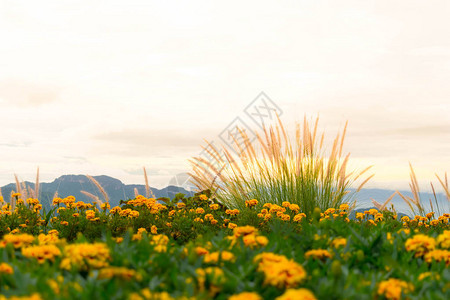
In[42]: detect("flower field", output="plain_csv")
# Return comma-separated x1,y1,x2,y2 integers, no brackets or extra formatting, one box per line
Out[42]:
0,192,449,300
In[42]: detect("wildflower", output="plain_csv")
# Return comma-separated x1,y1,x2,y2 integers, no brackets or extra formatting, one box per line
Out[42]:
209,204,219,210
275,288,317,300
0,233,35,248
330,237,347,249
245,199,258,207
38,233,60,245
282,201,291,207
228,223,237,229
288,204,300,213
424,249,450,266
150,234,169,253
195,247,209,256
0,262,13,274
203,251,235,264
225,209,240,216
305,249,333,261
100,203,110,210
436,230,450,249
418,272,440,281
113,237,124,244
377,278,414,300
293,213,306,222
405,234,436,257
177,202,186,209
229,292,262,300
151,225,158,235
254,252,307,289
60,243,111,270
60,221,69,226
339,203,349,211
199,194,208,201
110,206,121,214
426,212,435,220
22,244,61,264
85,210,96,220
196,207,205,214
401,216,410,222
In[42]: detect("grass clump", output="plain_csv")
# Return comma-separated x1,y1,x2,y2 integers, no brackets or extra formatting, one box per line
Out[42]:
189,116,373,216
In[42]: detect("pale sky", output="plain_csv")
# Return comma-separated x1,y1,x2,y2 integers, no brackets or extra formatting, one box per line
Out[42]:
0,0,449,193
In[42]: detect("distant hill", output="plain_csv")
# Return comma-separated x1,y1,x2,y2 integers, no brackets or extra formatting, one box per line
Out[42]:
0,175,193,211
1,175,448,216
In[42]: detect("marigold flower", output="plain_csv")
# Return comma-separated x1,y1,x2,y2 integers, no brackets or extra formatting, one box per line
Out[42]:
305,249,332,261
405,234,436,257
0,233,35,248
254,252,307,289
330,237,347,249
436,230,450,249
0,262,13,274
229,292,262,300
276,288,317,300
245,199,259,207
60,243,110,270
424,249,450,266
22,244,61,264
203,251,235,264
377,278,414,300
209,204,219,210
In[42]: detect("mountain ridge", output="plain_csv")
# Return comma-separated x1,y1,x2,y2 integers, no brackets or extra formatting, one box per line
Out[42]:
1,174,448,215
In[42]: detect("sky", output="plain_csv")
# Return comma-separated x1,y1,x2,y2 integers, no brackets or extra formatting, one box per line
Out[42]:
0,0,449,193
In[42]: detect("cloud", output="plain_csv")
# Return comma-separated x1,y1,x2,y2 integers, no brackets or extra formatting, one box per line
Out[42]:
0,79,60,107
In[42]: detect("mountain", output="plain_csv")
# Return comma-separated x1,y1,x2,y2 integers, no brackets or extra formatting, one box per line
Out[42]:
1,175,448,216
0,175,193,211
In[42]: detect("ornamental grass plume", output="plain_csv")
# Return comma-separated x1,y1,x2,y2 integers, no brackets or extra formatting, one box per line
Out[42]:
397,164,449,217
189,116,373,216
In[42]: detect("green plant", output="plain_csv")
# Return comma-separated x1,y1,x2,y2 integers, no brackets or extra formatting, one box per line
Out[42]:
189,116,373,216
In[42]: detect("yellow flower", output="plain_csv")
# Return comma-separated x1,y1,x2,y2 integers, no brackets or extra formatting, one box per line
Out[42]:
100,203,110,210
60,243,110,270
22,244,61,264
418,272,440,281
330,237,347,249
0,262,13,274
305,249,332,261
196,207,205,214
203,251,235,264
195,247,209,256
229,292,262,300
436,230,450,249
228,223,237,229
209,204,220,210
245,199,259,207
151,225,158,235
377,278,414,300
0,233,35,248
254,253,307,289
339,203,349,211
424,249,450,266
275,288,317,300
199,194,208,201
405,234,435,257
